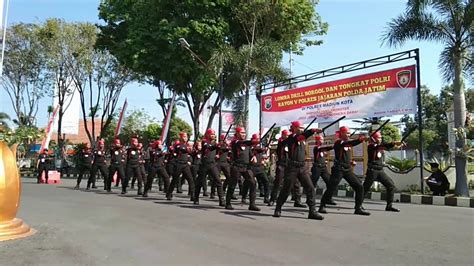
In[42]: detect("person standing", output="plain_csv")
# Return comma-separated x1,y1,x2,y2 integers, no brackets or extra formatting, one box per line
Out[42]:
268,130,303,207
166,132,195,201
318,126,369,216
363,131,404,212
75,143,93,189
225,127,260,211
143,140,170,197
36,148,51,184
311,135,336,205
125,138,143,195
273,121,324,220
249,134,270,203
88,139,108,190
108,138,126,193
194,129,225,206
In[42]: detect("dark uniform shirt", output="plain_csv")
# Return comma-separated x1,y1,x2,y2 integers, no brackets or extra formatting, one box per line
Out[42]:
216,142,230,163
427,170,450,187
150,149,165,168
174,142,192,164
79,149,93,167
281,130,315,163
110,147,125,165
313,145,333,167
333,139,362,169
127,147,140,166
231,139,253,166
201,140,217,165
367,142,395,169
93,148,107,165
38,153,50,165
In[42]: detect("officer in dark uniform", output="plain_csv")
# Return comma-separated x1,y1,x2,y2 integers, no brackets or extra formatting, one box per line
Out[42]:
36,148,51,184
191,141,204,195
225,126,260,211
248,134,270,203
273,121,324,220
138,142,147,188
194,128,225,206
319,126,370,215
216,134,233,199
165,141,178,187
363,131,404,212
108,138,126,193
125,138,143,195
311,135,336,205
88,139,108,190
75,143,93,189
166,132,195,201
268,130,303,207
143,140,170,197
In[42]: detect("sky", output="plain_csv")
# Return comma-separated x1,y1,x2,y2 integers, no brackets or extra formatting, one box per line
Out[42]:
0,0,458,136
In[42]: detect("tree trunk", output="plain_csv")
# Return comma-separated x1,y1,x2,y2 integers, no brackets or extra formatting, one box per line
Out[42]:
453,51,470,197
206,96,220,131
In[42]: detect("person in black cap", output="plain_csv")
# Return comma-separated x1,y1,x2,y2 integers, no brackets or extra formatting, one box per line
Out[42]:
425,163,450,196
36,148,51,184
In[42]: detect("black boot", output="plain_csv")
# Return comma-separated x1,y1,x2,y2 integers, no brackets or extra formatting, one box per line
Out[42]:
137,188,143,195
194,199,199,205
219,198,225,207
318,206,327,214
210,193,215,199
326,199,337,205
267,200,275,206
385,204,400,212
74,185,79,190
142,191,148,197
273,207,282,218
294,201,306,208
225,203,234,210
248,205,261,211
121,188,127,194
159,185,163,191
308,206,324,220
354,207,371,216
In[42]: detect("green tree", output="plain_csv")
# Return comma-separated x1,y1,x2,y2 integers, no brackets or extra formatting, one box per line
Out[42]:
37,19,77,146
0,112,10,130
2,23,51,127
118,109,154,144
168,117,193,144
143,123,162,144
381,123,401,144
382,0,472,196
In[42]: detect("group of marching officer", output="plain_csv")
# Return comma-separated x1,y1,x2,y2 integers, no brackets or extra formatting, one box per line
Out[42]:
66,119,404,221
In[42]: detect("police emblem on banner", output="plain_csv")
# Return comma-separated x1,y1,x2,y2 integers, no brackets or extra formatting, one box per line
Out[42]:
396,70,412,88
264,96,272,110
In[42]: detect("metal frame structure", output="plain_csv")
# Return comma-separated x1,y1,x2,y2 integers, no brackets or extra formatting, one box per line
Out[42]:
260,49,425,193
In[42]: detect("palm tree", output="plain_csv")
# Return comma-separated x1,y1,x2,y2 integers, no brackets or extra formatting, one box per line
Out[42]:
382,0,472,196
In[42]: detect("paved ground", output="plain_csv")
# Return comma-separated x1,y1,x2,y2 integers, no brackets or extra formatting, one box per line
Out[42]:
1,178,473,266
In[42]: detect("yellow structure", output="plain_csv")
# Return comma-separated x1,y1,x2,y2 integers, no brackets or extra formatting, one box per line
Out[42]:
0,141,36,241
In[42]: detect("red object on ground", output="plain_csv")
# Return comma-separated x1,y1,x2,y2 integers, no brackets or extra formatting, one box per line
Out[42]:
40,170,61,184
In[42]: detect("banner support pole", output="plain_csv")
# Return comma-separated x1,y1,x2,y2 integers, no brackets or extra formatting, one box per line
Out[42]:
415,48,424,194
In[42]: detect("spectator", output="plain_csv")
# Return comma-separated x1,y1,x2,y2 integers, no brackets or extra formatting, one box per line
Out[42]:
425,163,450,196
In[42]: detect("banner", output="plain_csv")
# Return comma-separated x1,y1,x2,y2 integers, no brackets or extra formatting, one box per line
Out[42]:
220,110,235,138
114,99,128,137
52,82,80,135
261,65,417,127
40,105,60,153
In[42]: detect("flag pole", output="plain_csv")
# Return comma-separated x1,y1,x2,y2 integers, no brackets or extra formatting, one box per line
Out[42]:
0,0,10,77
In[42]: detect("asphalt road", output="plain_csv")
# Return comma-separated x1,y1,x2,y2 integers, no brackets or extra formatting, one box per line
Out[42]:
1,178,473,266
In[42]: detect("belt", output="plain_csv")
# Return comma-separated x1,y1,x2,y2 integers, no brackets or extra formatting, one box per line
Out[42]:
368,163,384,170
287,160,305,167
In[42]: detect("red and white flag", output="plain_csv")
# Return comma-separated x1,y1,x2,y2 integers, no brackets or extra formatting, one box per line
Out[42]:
40,105,60,152
114,99,128,137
